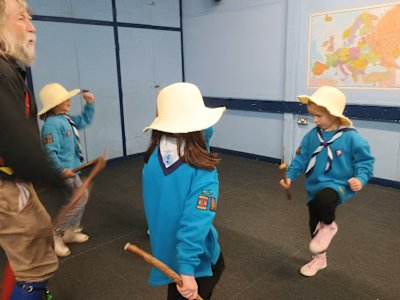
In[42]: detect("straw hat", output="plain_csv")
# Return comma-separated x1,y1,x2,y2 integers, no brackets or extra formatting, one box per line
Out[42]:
143,82,226,133
38,83,80,116
297,86,352,125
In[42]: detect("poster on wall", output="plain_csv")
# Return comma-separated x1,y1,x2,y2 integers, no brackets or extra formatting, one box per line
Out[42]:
307,3,400,89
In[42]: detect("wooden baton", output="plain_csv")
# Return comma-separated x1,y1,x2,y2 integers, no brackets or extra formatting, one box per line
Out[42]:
53,155,107,231
72,157,101,173
124,243,204,300
279,163,292,200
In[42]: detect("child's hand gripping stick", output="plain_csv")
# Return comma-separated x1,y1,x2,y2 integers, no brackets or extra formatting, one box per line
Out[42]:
279,163,292,200
124,243,204,300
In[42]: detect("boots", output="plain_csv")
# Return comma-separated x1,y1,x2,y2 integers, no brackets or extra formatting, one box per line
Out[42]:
309,221,338,254
63,228,89,244
300,252,327,277
53,233,71,257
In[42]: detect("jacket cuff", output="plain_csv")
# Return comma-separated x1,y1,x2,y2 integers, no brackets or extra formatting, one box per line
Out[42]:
358,176,368,187
179,264,195,276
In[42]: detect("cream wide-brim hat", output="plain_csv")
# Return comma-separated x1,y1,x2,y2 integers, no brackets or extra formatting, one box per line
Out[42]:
297,86,352,126
143,82,226,133
38,83,80,116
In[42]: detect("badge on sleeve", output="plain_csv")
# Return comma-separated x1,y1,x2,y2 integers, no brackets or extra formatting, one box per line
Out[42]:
210,197,217,212
196,195,209,210
296,146,301,155
42,134,54,145
202,190,213,195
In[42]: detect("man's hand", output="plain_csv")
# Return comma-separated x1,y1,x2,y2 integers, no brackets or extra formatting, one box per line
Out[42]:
348,177,362,191
177,275,198,300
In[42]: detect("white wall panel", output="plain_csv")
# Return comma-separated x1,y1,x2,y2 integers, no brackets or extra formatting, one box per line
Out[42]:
119,28,182,155
32,22,123,160
353,120,400,181
29,0,113,21
213,110,283,159
183,0,286,100
116,0,180,27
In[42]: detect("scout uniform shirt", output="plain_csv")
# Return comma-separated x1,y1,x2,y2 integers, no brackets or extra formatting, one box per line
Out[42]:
287,126,374,203
41,103,94,172
142,136,221,286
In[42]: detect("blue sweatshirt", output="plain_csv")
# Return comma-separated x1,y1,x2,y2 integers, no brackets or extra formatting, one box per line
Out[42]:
41,103,94,172
287,126,374,203
142,145,221,286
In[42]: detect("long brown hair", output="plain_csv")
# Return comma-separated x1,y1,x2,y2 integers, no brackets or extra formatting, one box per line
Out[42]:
144,130,220,171
39,110,57,120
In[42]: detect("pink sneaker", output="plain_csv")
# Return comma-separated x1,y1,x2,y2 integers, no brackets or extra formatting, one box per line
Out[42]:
300,252,327,277
309,221,338,254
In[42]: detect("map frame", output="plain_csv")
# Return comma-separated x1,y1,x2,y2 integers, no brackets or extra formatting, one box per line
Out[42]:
307,2,400,90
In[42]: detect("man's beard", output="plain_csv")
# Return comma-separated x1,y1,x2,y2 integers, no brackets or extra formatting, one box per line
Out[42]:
14,39,36,66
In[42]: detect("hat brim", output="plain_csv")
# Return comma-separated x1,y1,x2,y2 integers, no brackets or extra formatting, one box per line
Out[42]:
144,106,226,133
38,88,81,116
297,95,352,126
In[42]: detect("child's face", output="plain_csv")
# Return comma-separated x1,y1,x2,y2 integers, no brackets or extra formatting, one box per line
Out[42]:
53,99,71,114
307,102,341,131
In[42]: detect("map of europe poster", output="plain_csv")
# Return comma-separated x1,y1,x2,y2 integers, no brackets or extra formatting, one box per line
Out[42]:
308,3,400,89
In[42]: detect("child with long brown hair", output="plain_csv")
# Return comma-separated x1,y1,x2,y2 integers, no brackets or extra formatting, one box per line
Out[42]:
142,82,226,300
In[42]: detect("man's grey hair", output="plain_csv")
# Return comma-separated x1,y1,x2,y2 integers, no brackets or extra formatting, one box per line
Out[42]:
0,0,29,57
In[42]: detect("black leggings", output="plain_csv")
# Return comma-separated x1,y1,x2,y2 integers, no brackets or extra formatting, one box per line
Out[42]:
167,253,225,300
308,188,341,237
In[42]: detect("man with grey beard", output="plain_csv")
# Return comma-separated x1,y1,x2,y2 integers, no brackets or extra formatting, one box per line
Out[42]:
0,0,66,299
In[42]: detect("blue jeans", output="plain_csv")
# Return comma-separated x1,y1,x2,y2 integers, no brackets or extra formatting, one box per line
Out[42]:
11,281,49,300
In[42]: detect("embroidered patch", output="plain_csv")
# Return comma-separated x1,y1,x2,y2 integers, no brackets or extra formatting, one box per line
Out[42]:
210,197,217,212
335,149,342,156
196,195,209,210
66,130,71,136
296,146,301,155
42,134,54,145
202,190,213,195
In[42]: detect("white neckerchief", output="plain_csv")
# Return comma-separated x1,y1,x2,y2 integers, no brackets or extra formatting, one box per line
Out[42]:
305,125,354,175
159,136,185,168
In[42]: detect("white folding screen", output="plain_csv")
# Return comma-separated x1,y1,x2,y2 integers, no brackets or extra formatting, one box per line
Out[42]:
30,0,182,160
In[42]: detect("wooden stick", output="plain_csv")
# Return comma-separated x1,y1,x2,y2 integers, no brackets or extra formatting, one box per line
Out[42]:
72,157,101,173
279,163,292,200
124,243,204,300
53,155,107,231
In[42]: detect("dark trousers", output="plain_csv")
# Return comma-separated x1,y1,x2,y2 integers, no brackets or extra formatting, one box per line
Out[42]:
11,281,48,300
167,253,225,300
308,188,341,237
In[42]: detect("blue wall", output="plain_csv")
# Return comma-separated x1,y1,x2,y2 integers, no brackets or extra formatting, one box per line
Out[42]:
182,0,400,186
27,0,400,186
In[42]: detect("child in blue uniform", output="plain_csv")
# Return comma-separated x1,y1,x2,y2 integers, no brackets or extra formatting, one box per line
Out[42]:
38,83,95,257
142,82,226,300
280,86,374,277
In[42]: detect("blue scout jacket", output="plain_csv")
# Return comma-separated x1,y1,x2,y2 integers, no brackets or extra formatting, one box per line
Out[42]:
142,144,221,286
287,126,374,203
41,103,94,172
